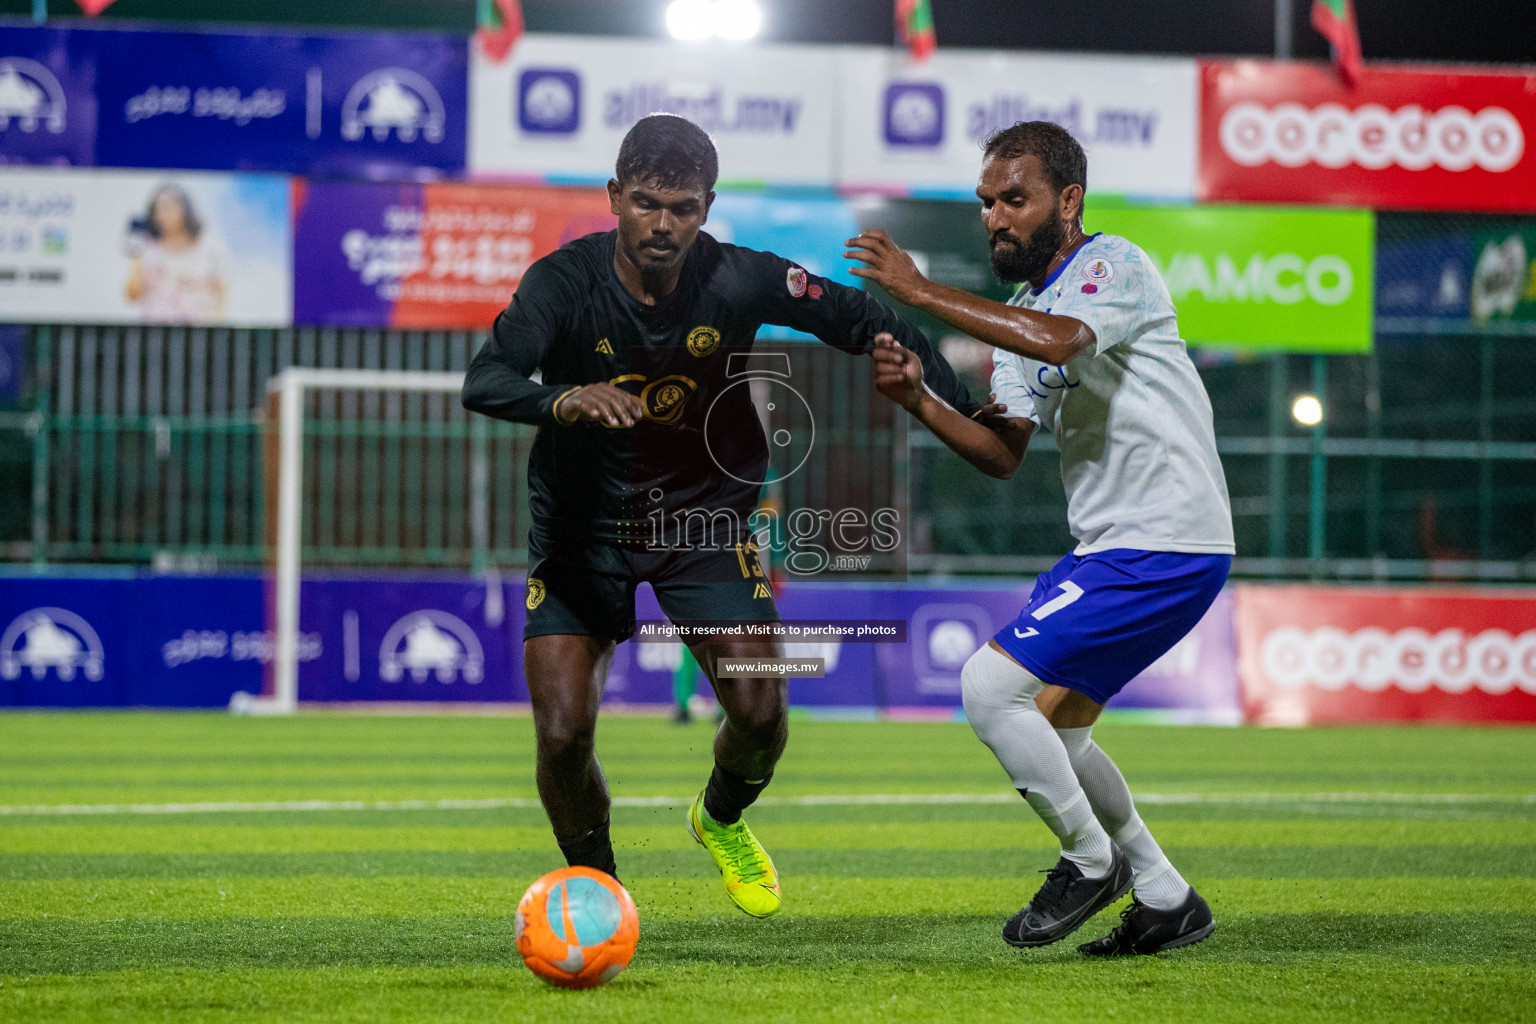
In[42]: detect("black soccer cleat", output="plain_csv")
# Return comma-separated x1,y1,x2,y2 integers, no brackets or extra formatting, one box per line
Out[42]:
1003,845,1133,948
1076,887,1215,956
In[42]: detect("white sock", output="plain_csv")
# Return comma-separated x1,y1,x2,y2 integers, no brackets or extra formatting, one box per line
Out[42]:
1055,725,1191,910
961,646,1114,879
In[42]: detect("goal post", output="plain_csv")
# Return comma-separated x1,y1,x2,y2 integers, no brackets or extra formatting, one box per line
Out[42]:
236,367,469,716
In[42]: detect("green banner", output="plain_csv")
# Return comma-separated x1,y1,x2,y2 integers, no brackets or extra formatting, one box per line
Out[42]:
1471,223,1536,326
1085,201,1376,353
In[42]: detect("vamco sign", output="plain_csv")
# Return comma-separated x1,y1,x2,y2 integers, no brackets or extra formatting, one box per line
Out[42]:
1085,201,1374,352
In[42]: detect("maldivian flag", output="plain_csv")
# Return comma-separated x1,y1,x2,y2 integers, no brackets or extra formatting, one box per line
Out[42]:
896,0,936,61
477,0,525,64
1311,0,1363,86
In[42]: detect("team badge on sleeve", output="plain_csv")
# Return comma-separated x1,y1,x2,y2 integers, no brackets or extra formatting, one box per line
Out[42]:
786,266,808,298
526,578,546,610
1081,258,1114,285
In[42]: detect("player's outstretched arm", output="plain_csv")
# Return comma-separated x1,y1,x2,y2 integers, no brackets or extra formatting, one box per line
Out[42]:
463,259,644,426
740,247,981,419
871,334,1030,480
846,230,1095,366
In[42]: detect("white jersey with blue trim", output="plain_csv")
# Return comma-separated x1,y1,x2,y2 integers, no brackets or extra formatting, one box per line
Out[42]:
990,232,1235,556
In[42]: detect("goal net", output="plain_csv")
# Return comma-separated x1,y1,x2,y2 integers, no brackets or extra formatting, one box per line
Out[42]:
244,366,521,714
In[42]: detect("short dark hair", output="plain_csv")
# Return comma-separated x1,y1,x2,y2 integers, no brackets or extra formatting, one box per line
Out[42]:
982,121,1087,195
615,114,719,193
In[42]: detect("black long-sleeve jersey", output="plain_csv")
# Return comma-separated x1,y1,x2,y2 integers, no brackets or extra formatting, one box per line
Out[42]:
462,229,979,547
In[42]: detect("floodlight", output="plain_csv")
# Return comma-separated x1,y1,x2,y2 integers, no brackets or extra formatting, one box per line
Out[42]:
1291,394,1323,426
714,0,763,40
666,0,715,41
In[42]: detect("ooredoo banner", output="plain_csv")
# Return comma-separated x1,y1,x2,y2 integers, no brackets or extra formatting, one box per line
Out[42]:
469,34,838,187
0,167,292,327
1201,61,1536,212
837,49,1198,199
1235,584,1536,725
291,180,614,328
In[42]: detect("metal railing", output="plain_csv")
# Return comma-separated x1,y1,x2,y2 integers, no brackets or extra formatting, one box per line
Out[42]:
3,325,1535,581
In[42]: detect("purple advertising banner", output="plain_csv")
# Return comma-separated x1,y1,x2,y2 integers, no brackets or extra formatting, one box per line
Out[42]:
0,24,467,178
298,574,525,703
0,26,97,166
0,573,265,707
291,180,422,328
0,573,1239,721
290,179,615,328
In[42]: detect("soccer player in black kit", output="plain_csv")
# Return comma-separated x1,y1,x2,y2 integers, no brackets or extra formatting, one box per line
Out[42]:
462,114,979,917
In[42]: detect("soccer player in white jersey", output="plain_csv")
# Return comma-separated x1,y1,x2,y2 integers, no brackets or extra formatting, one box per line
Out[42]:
847,121,1234,955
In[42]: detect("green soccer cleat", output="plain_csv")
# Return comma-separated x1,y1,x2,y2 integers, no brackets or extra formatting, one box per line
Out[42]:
688,791,782,918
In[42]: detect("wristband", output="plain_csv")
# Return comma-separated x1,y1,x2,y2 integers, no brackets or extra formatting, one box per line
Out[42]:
551,387,583,424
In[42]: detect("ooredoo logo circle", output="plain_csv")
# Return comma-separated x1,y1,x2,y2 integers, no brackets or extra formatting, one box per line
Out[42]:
1219,102,1525,173
1258,625,1536,694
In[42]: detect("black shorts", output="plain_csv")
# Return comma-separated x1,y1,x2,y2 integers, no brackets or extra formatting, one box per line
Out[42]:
523,533,779,643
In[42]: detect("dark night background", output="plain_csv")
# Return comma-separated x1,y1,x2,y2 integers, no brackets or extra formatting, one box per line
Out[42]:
1,0,1532,65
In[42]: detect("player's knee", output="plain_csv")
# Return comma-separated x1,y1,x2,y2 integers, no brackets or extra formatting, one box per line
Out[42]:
961,645,1044,735
536,711,597,766
721,684,786,746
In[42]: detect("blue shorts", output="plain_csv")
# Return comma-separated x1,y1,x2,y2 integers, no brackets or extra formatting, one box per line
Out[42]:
991,549,1231,706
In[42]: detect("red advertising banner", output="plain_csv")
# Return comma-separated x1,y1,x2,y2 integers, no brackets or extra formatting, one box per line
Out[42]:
1200,61,1536,212
1235,584,1536,725
292,181,616,329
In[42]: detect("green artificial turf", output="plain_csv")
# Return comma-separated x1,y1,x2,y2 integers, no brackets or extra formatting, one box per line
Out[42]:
0,713,1533,1023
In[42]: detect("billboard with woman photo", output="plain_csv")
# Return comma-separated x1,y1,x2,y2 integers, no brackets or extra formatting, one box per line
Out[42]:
0,167,291,326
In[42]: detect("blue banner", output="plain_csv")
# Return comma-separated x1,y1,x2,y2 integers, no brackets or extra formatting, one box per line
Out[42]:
0,24,467,178
0,26,97,167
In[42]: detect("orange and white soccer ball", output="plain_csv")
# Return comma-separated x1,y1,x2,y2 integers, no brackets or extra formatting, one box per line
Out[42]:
515,867,639,989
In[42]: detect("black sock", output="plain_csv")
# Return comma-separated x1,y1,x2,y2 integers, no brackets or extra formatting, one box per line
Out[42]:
703,765,772,825
557,819,617,879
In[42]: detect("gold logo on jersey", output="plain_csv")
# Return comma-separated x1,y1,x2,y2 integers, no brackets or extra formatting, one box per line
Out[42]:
595,338,614,355
641,374,698,424
605,373,699,426
686,326,720,357
752,583,773,600
526,578,546,610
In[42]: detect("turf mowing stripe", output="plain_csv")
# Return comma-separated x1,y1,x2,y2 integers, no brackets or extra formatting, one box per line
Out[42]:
2,790,1532,817
4,875,1534,921
5,844,1532,882
3,818,1534,855
1,919,1533,980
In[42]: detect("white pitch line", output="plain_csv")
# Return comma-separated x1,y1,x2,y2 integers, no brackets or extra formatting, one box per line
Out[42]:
0,791,1531,817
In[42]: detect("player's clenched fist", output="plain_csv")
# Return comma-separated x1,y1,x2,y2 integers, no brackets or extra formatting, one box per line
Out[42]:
871,332,926,413
555,382,645,427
